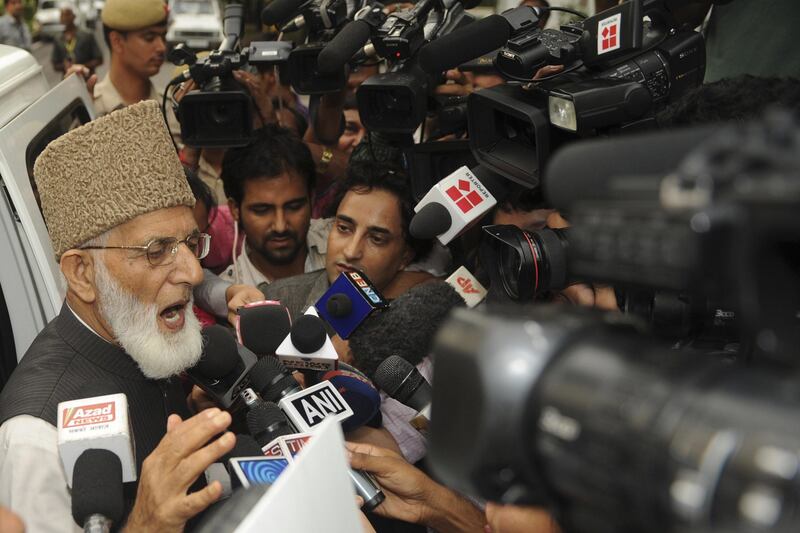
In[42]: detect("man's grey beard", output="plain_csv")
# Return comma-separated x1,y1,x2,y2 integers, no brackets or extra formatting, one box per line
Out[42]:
93,258,203,379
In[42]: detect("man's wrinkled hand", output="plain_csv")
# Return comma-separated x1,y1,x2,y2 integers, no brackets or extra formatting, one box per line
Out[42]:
124,409,235,533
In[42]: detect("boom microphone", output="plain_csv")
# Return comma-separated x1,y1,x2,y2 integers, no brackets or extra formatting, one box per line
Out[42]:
418,14,511,74
71,449,125,533
261,0,307,26
317,19,372,74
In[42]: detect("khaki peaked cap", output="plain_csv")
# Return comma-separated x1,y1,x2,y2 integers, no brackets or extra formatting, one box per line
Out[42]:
33,101,194,258
101,0,168,31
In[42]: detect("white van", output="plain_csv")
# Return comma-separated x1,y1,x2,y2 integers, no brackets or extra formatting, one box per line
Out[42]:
0,44,95,387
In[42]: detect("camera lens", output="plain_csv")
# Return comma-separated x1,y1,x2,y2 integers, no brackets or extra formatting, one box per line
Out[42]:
211,104,233,125
483,225,570,301
499,243,523,300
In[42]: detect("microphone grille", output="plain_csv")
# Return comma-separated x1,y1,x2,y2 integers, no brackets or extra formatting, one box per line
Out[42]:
71,449,124,525
326,293,353,318
373,355,421,402
246,402,293,441
263,374,301,403
290,315,327,354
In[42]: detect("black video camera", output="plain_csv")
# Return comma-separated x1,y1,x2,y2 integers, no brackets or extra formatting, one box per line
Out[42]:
428,111,800,533
467,0,705,189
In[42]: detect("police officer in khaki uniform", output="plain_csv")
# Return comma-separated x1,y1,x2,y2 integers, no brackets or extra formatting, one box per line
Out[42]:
93,0,168,116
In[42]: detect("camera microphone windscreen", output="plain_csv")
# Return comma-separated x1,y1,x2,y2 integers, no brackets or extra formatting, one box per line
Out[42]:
71,448,124,529
236,301,292,357
318,19,372,74
410,165,497,245
261,0,305,25
418,14,511,74
349,281,465,379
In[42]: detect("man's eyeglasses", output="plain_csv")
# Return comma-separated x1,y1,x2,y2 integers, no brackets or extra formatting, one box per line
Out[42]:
80,233,211,267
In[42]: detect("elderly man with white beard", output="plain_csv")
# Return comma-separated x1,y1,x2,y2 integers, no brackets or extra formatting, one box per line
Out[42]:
0,101,236,532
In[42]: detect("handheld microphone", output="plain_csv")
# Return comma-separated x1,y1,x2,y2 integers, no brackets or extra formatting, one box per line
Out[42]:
57,388,137,488
410,166,497,245
315,270,388,339
71,449,125,533
445,265,487,308
247,401,295,447
322,364,382,432
247,356,384,510
275,307,339,371
236,301,293,357
373,355,432,432
187,325,259,409
261,0,308,26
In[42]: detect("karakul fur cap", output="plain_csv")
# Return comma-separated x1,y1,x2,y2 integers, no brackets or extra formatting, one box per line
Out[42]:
33,100,194,258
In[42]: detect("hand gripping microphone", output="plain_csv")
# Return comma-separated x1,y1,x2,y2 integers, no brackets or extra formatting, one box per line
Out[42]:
315,270,388,339
247,356,385,511
275,307,339,371
410,165,497,245
373,355,433,433
187,325,259,409
71,449,125,533
236,300,293,357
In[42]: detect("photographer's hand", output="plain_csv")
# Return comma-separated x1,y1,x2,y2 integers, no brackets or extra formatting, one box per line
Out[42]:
347,443,486,533
233,69,277,127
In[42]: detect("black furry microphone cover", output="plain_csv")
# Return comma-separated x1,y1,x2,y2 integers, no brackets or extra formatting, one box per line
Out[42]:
348,281,466,379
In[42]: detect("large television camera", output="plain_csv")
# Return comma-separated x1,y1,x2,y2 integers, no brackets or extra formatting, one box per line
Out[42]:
419,0,705,188
429,110,800,533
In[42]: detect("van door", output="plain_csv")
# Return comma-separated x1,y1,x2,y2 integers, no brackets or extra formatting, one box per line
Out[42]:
0,73,95,381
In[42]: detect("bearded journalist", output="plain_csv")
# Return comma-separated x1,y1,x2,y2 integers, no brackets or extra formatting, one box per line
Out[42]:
0,101,237,532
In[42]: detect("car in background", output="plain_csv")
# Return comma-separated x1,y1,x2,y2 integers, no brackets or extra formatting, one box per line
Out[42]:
33,0,94,41
33,0,64,41
166,0,223,52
